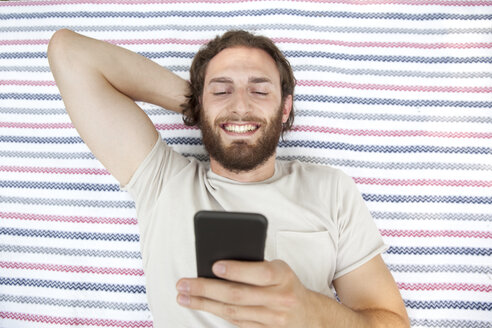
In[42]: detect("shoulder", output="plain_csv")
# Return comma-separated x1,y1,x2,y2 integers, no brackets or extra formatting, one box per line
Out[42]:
278,159,348,184
276,160,354,204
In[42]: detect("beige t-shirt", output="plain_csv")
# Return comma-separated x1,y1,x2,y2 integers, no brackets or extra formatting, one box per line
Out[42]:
123,134,387,327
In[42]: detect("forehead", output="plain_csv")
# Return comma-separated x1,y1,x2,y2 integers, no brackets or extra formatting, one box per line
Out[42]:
204,46,280,85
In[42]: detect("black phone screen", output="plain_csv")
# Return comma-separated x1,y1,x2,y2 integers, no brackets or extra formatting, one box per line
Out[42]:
194,210,268,279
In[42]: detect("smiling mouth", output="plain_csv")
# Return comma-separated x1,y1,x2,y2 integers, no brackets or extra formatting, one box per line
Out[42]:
220,123,260,134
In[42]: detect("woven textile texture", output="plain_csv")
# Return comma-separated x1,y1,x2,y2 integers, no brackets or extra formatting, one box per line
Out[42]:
0,1,491,327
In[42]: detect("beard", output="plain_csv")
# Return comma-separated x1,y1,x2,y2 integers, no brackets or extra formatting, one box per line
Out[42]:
200,106,284,173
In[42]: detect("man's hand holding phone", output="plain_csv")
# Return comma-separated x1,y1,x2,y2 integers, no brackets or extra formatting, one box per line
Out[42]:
176,259,315,327
175,210,315,326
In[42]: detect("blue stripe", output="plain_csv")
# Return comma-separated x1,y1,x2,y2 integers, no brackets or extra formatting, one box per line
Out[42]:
2,92,490,108
362,194,491,204
410,319,491,328
405,300,491,311
0,181,120,192
3,64,492,79
371,212,492,222
0,277,145,294
294,95,492,108
1,24,490,35
387,264,491,274
1,10,490,21
0,65,51,72
0,107,66,115
0,227,139,242
0,244,141,259
387,246,490,256
292,65,492,79
0,294,149,311
285,51,492,64
3,191,486,212
3,149,489,171
0,52,48,60
1,136,489,155
2,107,490,124
0,92,62,100
0,150,94,159
277,140,491,155
294,110,492,124
2,51,490,65
264,156,492,171
0,136,83,144
0,52,194,60
0,196,134,208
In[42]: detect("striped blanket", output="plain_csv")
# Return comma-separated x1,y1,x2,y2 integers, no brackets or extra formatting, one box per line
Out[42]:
1,1,490,327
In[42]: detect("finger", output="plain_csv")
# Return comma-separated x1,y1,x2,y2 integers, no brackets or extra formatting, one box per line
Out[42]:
213,259,289,286
177,293,281,326
177,277,271,306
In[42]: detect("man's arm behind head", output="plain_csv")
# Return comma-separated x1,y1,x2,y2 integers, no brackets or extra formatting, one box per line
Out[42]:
47,29,190,185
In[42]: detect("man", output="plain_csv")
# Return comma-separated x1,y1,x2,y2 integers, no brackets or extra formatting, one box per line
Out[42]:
48,29,409,327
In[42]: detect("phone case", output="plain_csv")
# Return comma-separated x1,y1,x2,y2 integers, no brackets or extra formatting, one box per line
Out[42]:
194,210,268,279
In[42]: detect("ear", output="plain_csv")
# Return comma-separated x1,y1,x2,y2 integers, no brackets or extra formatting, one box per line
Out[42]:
281,94,293,123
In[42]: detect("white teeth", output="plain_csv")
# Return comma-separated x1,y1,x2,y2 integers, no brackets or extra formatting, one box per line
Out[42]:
224,124,257,133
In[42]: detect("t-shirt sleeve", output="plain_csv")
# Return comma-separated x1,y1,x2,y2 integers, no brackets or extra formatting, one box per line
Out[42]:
333,171,388,280
121,133,190,216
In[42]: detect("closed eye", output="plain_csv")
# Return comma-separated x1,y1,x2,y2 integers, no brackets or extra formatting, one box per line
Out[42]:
254,92,268,95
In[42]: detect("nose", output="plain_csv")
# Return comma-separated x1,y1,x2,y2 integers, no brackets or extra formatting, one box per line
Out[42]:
230,89,250,116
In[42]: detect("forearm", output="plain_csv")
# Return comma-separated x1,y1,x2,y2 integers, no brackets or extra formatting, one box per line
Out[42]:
307,290,409,328
48,29,189,113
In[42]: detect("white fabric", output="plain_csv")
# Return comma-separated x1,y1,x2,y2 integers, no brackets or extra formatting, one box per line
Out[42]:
2,2,490,327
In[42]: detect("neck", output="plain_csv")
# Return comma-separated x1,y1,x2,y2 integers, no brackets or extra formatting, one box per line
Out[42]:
209,154,277,182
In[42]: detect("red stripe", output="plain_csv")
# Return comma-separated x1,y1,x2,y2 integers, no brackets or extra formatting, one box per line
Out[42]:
0,122,195,131
155,123,198,130
0,261,144,276
0,165,109,175
398,282,491,292
0,122,73,129
107,38,205,45
292,125,492,139
0,0,489,6
0,212,137,225
3,121,488,139
0,39,205,46
296,80,492,93
353,177,492,188
274,38,492,49
0,311,152,327
0,80,55,86
380,229,491,239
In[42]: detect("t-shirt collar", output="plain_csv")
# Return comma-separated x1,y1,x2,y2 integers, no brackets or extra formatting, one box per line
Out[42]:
206,161,282,185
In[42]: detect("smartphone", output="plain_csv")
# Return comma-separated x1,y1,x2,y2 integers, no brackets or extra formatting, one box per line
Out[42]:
194,210,268,279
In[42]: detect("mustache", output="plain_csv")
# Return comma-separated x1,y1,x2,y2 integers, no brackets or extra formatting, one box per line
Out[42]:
214,114,268,125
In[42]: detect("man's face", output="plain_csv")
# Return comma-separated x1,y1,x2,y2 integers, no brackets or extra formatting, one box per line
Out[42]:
200,46,291,173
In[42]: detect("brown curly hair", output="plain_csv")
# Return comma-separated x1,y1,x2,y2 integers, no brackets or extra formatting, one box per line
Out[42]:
181,30,295,133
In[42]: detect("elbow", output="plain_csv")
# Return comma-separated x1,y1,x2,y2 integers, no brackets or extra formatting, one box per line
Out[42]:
387,310,410,328
401,312,411,328
47,29,76,67
388,311,410,328
380,309,410,328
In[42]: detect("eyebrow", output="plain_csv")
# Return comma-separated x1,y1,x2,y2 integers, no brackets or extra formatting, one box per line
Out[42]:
208,77,233,85
208,76,273,85
248,77,273,84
